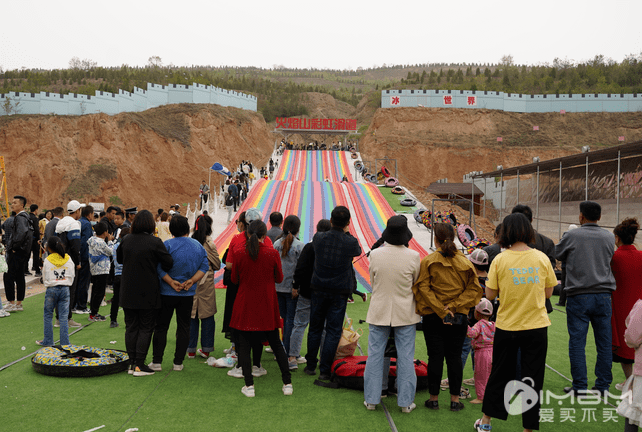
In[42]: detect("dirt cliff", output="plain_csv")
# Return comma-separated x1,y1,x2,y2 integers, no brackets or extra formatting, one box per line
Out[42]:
0,104,274,211
360,107,642,191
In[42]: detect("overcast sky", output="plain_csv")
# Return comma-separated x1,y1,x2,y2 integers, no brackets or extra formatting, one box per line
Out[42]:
2,0,641,71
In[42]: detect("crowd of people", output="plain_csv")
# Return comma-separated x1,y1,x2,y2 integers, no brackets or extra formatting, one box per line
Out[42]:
278,139,357,153
1,188,641,430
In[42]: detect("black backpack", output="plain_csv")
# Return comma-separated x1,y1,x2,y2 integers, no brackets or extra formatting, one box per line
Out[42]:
12,213,34,255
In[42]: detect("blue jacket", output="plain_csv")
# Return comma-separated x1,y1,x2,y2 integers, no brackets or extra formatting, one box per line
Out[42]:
157,237,209,296
80,216,93,262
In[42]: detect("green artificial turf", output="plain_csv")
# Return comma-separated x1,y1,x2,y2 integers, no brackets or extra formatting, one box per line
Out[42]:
0,291,628,432
377,186,418,214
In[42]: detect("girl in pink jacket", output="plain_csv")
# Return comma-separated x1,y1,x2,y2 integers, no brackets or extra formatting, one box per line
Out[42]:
618,299,642,431
467,298,495,404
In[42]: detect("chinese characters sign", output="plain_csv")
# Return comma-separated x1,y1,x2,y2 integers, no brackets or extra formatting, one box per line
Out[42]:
442,95,476,106
275,117,357,131
390,96,400,105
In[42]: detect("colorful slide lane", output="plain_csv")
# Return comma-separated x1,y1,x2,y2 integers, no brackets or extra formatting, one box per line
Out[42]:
275,150,354,182
212,153,428,290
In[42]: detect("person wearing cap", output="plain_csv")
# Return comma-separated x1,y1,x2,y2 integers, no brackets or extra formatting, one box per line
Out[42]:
475,213,557,432
124,207,137,228
466,298,495,405
54,200,85,328
364,215,421,414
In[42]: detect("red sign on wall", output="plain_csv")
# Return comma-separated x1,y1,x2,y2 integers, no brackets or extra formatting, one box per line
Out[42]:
275,117,357,131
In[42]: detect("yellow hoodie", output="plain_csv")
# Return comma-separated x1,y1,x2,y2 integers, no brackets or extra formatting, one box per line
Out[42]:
43,253,76,288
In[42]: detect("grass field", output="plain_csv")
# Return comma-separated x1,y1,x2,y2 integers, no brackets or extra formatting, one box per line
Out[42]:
1,290,626,432
378,186,417,214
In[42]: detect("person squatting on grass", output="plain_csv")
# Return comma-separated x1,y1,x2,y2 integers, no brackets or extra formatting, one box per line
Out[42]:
475,213,557,432
187,214,221,359
413,222,483,412
230,220,293,397
37,237,75,346
151,215,208,372
117,210,173,377
273,214,304,368
363,215,421,414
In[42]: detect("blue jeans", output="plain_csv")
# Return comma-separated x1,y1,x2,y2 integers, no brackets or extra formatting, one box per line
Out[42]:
461,336,474,371
365,324,417,407
277,292,298,355
566,293,613,391
43,286,70,346
289,296,326,357
188,316,215,353
306,291,348,376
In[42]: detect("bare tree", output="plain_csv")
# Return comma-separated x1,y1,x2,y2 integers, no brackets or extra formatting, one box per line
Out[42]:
80,58,97,70
148,56,163,68
69,56,82,69
2,96,21,115
500,55,514,67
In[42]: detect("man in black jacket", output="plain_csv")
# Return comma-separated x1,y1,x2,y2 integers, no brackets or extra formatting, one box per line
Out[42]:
511,205,556,268
5,196,33,312
27,204,41,276
304,206,362,383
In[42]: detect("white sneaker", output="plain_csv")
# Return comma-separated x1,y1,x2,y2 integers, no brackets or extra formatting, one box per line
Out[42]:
173,364,184,371
282,384,293,396
296,356,307,364
364,401,376,411
223,345,235,354
241,385,255,397
401,403,417,413
100,300,107,307
4,303,16,312
227,366,244,378
13,304,23,311
54,319,60,327
252,365,267,377
265,346,273,353
148,362,162,371
68,319,82,328
0,309,10,317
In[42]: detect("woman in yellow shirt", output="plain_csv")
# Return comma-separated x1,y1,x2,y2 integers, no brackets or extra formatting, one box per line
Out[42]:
474,213,556,432
413,223,483,412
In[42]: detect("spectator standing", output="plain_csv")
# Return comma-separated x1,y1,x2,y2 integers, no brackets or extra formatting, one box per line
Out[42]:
555,201,615,396
273,215,304,367
466,298,495,404
511,205,556,267
5,196,33,311
74,205,94,314
267,212,284,243
157,212,172,242
363,216,421,413
304,206,362,384
110,227,130,328
100,206,118,235
229,181,240,212
87,221,115,322
611,218,642,389
200,180,210,209
413,223,482,411
188,215,221,359
55,201,84,327
117,210,173,376
42,207,64,258
28,204,42,276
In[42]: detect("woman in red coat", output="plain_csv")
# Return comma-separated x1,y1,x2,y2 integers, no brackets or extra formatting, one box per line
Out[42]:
611,218,642,388
230,220,292,398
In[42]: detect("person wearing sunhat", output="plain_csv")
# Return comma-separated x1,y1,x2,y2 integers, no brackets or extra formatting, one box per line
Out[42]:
364,215,421,413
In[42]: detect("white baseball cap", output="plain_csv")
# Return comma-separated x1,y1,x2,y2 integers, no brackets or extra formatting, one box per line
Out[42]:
67,200,86,213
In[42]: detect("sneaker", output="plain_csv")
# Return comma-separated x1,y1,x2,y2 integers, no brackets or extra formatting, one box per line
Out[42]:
212,355,237,368
288,360,298,370
13,304,23,311
78,308,91,314
282,384,293,396
450,401,465,412
474,419,492,431
34,272,42,277
54,319,60,328
364,401,376,411
100,300,107,307
401,403,417,413
0,309,9,317
187,352,196,359
252,365,267,377
68,319,82,328
241,385,255,397
173,363,184,371
148,362,162,371
425,400,439,410
110,321,119,328
36,340,45,346
197,349,209,358
128,365,135,375
347,298,354,304
88,314,106,322
227,366,244,378
133,365,155,376
463,377,475,386
265,346,273,353
295,356,307,364
4,303,16,312
303,366,316,376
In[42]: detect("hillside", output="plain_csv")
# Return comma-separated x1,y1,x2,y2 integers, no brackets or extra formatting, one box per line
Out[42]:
359,107,642,191
0,104,274,211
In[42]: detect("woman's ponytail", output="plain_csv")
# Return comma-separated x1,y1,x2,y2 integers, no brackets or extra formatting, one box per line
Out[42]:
245,220,267,261
47,236,66,258
434,223,457,258
280,215,301,257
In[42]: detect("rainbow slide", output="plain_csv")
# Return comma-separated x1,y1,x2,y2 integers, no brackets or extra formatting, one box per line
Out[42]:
213,150,428,290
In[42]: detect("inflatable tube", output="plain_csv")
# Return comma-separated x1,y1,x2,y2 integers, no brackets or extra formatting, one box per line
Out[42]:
381,166,391,178
357,165,366,173
441,210,458,226
354,161,364,171
414,209,429,224
400,198,416,207
421,210,432,229
465,238,491,254
391,186,404,195
32,345,130,377
350,153,358,159
368,175,377,184
349,147,356,152
376,172,385,181
457,224,477,247
384,177,399,187
353,160,361,167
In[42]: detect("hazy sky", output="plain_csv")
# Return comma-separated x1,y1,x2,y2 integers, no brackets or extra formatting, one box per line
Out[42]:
2,0,641,71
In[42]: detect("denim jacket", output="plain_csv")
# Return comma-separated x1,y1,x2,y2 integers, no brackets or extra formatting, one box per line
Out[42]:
274,236,304,294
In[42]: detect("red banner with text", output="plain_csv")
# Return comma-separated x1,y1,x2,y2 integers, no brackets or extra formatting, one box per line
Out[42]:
275,117,357,131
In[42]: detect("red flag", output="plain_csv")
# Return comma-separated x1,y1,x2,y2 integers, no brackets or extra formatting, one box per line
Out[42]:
497,137,503,142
